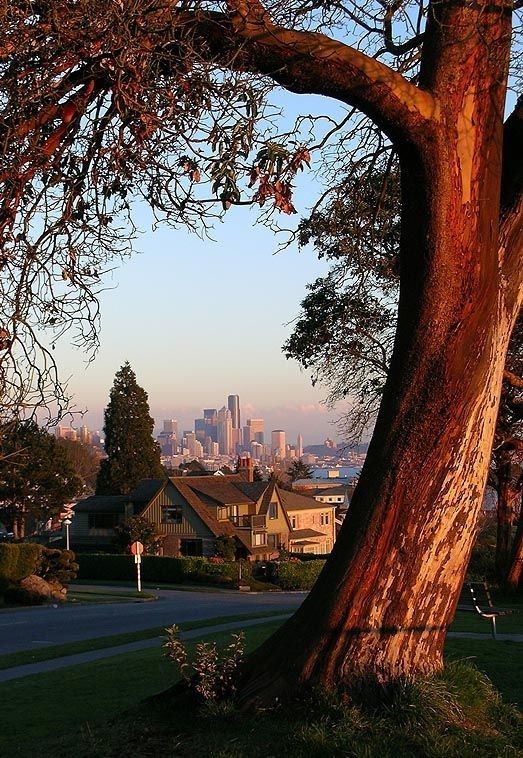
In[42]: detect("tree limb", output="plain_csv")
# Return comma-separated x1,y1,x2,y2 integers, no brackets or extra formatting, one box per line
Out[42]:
192,6,438,145
504,369,523,389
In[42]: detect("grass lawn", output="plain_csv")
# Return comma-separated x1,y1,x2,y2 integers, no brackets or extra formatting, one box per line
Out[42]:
0,620,521,758
0,610,292,670
449,592,522,635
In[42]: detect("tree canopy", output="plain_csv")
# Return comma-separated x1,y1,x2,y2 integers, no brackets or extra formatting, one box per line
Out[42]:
96,362,164,495
0,421,82,538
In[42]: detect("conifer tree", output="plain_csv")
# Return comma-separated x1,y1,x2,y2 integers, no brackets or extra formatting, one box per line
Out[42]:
96,363,164,495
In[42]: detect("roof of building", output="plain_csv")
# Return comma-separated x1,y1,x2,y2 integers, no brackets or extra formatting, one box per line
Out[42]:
289,528,327,540
311,487,350,497
279,490,336,512
74,494,128,514
168,478,252,552
127,479,165,507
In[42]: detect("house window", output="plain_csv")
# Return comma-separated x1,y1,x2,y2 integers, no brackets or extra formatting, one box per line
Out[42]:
180,539,202,556
268,502,278,520
321,512,330,526
252,532,267,546
88,513,118,530
291,516,297,529
267,534,279,548
163,505,183,524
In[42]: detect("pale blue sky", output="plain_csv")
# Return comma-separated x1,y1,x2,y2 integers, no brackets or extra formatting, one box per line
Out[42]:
53,94,350,445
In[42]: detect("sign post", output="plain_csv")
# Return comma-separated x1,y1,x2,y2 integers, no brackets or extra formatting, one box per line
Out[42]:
130,541,144,592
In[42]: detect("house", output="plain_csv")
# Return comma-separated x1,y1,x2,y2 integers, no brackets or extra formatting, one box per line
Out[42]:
279,490,336,555
72,459,337,559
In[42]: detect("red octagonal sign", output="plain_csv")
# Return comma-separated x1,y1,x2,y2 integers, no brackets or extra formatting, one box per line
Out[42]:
130,541,144,556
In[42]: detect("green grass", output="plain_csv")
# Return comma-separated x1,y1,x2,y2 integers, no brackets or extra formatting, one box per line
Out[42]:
449,593,522,635
0,620,521,758
0,622,283,757
0,610,292,671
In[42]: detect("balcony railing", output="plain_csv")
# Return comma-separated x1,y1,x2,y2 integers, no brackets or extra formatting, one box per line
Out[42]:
230,514,266,529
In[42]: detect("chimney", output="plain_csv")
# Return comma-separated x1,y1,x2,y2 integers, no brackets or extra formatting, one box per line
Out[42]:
238,455,253,482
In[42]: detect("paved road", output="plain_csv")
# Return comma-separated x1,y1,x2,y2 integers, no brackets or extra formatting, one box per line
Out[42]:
0,588,306,654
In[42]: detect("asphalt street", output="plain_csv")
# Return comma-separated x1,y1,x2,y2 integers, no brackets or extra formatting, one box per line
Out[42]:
0,588,306,654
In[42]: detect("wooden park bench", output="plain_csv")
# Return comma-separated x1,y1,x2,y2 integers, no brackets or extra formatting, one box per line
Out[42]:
456,581,514,639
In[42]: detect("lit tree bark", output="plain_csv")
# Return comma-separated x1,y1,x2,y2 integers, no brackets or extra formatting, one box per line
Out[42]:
233,1,523,703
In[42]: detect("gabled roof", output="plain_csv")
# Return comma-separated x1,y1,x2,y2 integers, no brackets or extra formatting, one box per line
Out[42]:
127,479,165,507
168,478,252,552
279,490,337,512
74,494,128,514
186,479,254,506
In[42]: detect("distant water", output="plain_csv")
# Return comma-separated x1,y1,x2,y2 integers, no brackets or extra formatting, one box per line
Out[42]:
312,466,362,479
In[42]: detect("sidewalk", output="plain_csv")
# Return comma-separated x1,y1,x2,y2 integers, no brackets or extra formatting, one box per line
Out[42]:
0,619,521,685
0,614,292,683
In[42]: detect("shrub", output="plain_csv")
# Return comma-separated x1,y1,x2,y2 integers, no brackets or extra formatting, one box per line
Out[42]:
258,559,326,590
38,548,78,586
76,553,252,586
3,584,48,605
215,535,236,562
0,542,42,582
164,624,245,703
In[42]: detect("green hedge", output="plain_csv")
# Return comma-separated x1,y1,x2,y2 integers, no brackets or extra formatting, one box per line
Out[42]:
77,553,326,590
260,559,326,590
0,543,42,582
76,554,252,585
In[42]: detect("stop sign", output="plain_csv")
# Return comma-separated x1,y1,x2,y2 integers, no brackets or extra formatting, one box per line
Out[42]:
130,540,144,556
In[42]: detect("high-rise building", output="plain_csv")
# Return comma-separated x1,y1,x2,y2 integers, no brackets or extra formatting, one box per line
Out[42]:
245,418,264,445
271,430,286,460
217,407,233,456
194,418,206,442
79,425,91,445
54,426,78,441
297,434,303,458
227,394,240,429
204,409,218,443
163,419,178,436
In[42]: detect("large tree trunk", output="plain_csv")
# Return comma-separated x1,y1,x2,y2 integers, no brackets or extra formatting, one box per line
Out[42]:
507,496,523,589
495,468,520,579
237,2,519,706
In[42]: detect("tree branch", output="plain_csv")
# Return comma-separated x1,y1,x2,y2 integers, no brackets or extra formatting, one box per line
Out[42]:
499,96,523,309
504,369,523,389
191,6,438,145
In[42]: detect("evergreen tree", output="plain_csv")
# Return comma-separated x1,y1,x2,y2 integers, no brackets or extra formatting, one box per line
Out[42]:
96,363,164,495
287,460,313,483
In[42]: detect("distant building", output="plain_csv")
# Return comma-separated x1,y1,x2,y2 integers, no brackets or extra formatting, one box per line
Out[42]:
217,406,233,455
297,434,303,459
271,430,286,460
163,419,178,436
227,394,241,430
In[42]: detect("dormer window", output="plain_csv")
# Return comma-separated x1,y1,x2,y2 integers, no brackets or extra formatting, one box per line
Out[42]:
268,502,278,520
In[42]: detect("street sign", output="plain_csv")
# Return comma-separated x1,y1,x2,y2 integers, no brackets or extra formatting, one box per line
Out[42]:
130,541,143,556
130,541,143,592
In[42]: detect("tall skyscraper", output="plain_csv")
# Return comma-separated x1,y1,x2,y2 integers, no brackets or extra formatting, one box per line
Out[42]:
271,430,286,460
297,434,303,458
227,394,240,429
204,409,218,443
245,418,264,445
163,419,178,436
217,406,233,455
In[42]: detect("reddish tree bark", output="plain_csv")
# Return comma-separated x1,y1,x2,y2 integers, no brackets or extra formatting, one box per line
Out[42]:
233,0,523,704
